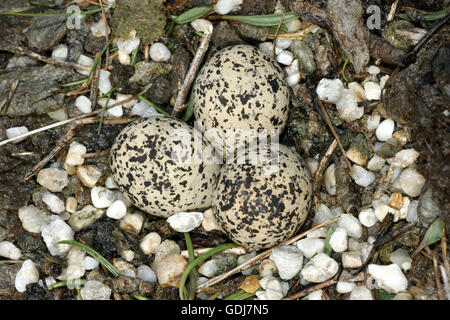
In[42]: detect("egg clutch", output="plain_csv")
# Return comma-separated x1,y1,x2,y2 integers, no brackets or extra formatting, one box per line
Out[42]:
110,45,313,250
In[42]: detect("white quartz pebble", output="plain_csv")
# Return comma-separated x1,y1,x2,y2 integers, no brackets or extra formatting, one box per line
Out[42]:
348,82,366,101
6,126,28,143
375,119,395,142
237,251,257,276
391,148,420,168
130,100,161,117
342,251,363,268
190,19,213,33
137,265,157,282
37,168,69,192
65,141,87,167
329,227,348,253
366,114,381,131
258,42,282,57
156,254,187,287
51,44,68,61
338,214,362,238
202,208,222,232
301,253,339,283
0,241,22,260
77,165,102,188
349,285,373,300
106,200,127,220
316,78,344,103
18,205,48,233
98,70,112,95
90,19,110,38
105,176,119,189
76,55,94,76
42,192,65,214
119,213,144,233
367,65,380,75
59,247,85,281
336,281,356,293
114,37,140,54
15,259,39,292
336,89,364,122
90,186,115,209
75,96,92,114
41,215,74,256
269,245,303,280
389,248,412,271
367,154,386,171
80,280,111,300
324,163,336,195
358,208,378,227
167,211,203,232
397,168,426,197
213,0,243,15
140,232,161,255
149,42,171,62
307,290,323,300
84,256,100,270
276,50,294,65
364,81,382,100
275,38,292,50
284,59,299,76
198,259,219,278
368,264,408,293
296,238,324,259
406,200,419,222
285,73,300,87
350,165,376,187
374,204,398,222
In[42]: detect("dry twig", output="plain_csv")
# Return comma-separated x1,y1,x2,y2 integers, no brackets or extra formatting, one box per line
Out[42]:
284,279,337,300
0,80,19,113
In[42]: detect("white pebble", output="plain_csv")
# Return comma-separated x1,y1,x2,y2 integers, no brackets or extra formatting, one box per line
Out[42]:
389,249,412,271
51,44,68,61
342,251,363,268
307,289,323,300
380,74,390,89
350,165,376,187
296,238,324,259
90,186,115,209
286,18,302,32
137,265,157,282
258,42,282,57
367,154,386,171
237,251,257,276
397,167,425,197
375,119,395,142
6,126,28,143
190,19,213,33
167,211,203,233
285,73,300,87
374,204,398,222
406,200,419,222
323,163,336,195
347,82,366,101
156,253,187,287
84,256,100,270
106,105,123,118
368,264,408,293
106,200,127,220
349,285,373,300
18,205,48,233
336,89,364,122
42,192,65,214
358,208,377,227
367,65,380,75
114,37,140,54
98,70,112,95
306,158,319,176
269,245,303,280
37,168,69,192
77,165,102,188
202,208,222,232
140,232,161,255
329,227,348,253
120,249,135,262
213,0,243,15
0,241,22,260
105,176,119,189
149,42,171,62
45,276,56,288
256,289,283,300
338,214,362,238
90,19,110,38
301,253,339,283
119,213,144,233
65,141,86,167
284,59,299,76
275,38,292,50
275,50,294,65
364,81,382,100
336,280,356,293
48,108,68,121
80,280,111,300
316,78,344,103
391,148,420,168
259,259,278,278
115,93,137,109
130,100,161,118
59,247,85,281
75,96,92,114
198,259,219,278
366,114,381,132
41,215,74,256
76,55,94,76
15,259,39,293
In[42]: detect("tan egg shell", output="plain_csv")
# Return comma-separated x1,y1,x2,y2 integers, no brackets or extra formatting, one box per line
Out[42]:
212,144,313,250
109,116,220,218
193,44,290,155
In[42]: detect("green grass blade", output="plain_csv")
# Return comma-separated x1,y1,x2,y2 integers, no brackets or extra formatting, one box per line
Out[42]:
172,6,212,24
138,96,171,117
221,12,298,27
323,226,335,256
58,240,121,277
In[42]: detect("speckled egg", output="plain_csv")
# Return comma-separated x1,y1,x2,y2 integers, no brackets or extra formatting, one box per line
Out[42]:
193,44,290,156
212,144,313,250
110,116,220,217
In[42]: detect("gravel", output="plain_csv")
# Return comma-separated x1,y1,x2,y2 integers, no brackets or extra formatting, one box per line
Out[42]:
269,245,303,280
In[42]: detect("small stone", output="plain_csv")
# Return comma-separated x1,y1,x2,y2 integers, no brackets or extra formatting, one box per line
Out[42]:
114,37,140,54
213,0,242,15
84,256,100,270
240,275,259,293
76,165,102,188
75,96,92,114
131,100,161,117
256,289,283,300
115,93,137,109
389,248,412,271
363,81,382,100
80,280,111,300
393,292,413,300
348,82,366,101
269,245,303,280
167,211,203,233
90,19,110,38
156,253,187,287
392,129,410,146
76,55,94,76
190,19,213,33
388,192,403,210
367,154,386,172
391,149,419,168
296,238,325,259
42,191,65,214
301,253,339,283
65,142,87,167
258,42,282,57
98,70,112,95
15,259,39,293
113,259,136,277
137,265,157,283
349,285,373,300
374,204,398,222
350,165,376,187
336,89,364,122
375,119,395,142
259,276,287,296
18,205,48,233
45,276,57,288
68,205,104,231
307,290,323,300
316,78,344,103
286,18,302,32
284,59,299,76
90,186,115,209
417,188,440,226
202,208,222,232
0,241,22,260
329,227,348,253
6,126,29,143
51,44,68,61
105,176,119,189
367,65,380,75
342,251,363,268
406,200,419,222
119,213,144,233
380,74,390,89
48,108,68,121
336,281,355,293
105,199,127,220
140,232,161,255
106,105,123,118
120,249,135,262
152,240,181,270
368,264,408,293
237,251,257,276
358,208,378,227
366,114,381,131
338,214,362,238
41,215,74,256
275,50,294,65
346,135,371,166
198,260,219,278
58,247,86,281
37,168,69,192
285,73,300,87
306,158,319,176
324,164,336,195
65,196,77,214
149,42,171,62
275,38,292,50
397,168,425,197
259,259,278,278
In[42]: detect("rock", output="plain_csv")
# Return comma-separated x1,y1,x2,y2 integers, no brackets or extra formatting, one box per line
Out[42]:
24,15,67,52
152,240,181,270
48,108,68,121
336,280,355,293
65,142,86,167
368,264,408,293
349,285,373,300
76,55,94,76
90,186,115,209
275,50,294,65
106,200,127,220
338,214,362,238
129,61,172,86
119,213,144,234
79,280,111,300
98,70,112,95
84,256,100,270
120,250,135,262
51,44,68,61
391,149,419,168
258,42,282,57
237,251,257,276
58,247,85,281
269,245,303,280
149,42,171,62
18,205,48,233
140,232,161,255
367,65,380,75
213,0,243,15
113,259,136,277
358,208,377,227
348,82,366,101
156,253,187,287
316,78,344,103
290,40,316,74
76,165,102,188
342,251,362,268
375,119,395,142
15,259,39,293
5,126,28,143
37,168,69,192
406,200,419,223
105,176,119,189
114,37,140,55
388,192,403,210
366,115,381,131
130,100,161,118
393,292,413,300
0,241,22,260
68,205,104,231
256,288,283,300
167,211,203,233
296,238,325,259
350,165,376,187
301,253,339,283
324,164,336,195
374,204,398,222
137,265,157,283
258,259,278,278
329,227,348,253
41,215,74,256
257,276,288,300
367,154,386,172
240,275,259,293
75,96,92,114
364,82,382,100
198,260,219,278
336,89,364,122
65,197,77,214
345,134,371,166
307,290,323,300
389,248,412,271
417,187,440,226
397,168,425,197
42,192,65,214
202,208,222,232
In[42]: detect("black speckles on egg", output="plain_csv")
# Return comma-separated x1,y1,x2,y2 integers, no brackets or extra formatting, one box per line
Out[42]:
110,116,221,218
212,144,313,250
